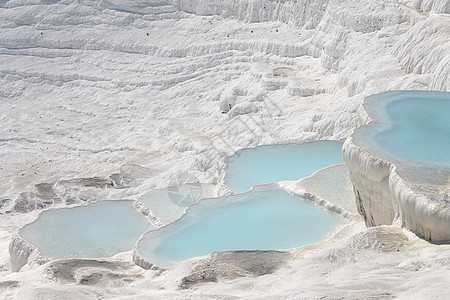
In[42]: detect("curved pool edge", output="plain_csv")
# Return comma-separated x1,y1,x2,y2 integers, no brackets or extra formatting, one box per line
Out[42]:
221,139,346,194
343,91,450,241
10,199,151,272
9,233,43,272
132,182,350,269
279,180,356,222
132,183,281,270
132,247,156,270
133,213,357,272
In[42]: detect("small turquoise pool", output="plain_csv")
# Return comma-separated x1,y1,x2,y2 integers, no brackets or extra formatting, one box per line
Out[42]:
136,185,345,266
371,91,450,165
20,201,153,259
224,140,345,193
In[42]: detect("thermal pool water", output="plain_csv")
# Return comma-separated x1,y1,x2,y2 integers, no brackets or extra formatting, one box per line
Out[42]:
370,91,450,165
16,141,349,268
19,201,153,259
343,90,450,241
135,185,345,267
224,140,345,193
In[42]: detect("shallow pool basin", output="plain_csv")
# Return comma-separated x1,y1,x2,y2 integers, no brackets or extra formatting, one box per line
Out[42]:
135,185,346,267
20,200,153,259
224,140,345,193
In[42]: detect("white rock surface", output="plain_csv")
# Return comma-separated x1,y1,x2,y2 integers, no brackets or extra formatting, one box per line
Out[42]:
1,0,450,298
8,235,40,273
399,0,450,13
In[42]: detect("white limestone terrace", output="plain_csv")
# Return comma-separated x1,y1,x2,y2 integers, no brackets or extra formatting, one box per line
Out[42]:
1,0,450,299
1,0,449,207
343,91,450,241
9,183,217,273
281,164,359,219
10,200,154,272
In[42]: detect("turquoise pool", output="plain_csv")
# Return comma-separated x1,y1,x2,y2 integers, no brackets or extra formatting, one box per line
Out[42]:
136,185,345,266
224,140,345,193
20,201,153,259
17,141,348,265
371,91,450,165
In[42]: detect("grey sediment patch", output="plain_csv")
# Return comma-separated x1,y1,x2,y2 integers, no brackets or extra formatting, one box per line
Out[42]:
179,250,293,289
11,175,119,214
44,258,143,286
0,280,20,290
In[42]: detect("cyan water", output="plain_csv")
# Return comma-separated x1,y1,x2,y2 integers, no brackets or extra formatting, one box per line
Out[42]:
20,201,153,259
137,185,345,266
224,140,345,193
372,91,450,165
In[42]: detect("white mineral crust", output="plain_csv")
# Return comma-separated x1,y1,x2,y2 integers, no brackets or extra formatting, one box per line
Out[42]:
343,137,450,241
1,0,450,299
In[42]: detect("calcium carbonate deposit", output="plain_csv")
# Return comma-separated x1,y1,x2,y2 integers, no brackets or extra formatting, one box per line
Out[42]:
1,0,449,299
343,90,450,241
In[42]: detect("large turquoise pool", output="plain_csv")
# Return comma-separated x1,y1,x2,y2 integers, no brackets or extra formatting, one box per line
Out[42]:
136,185,345,266
372,91,450,165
